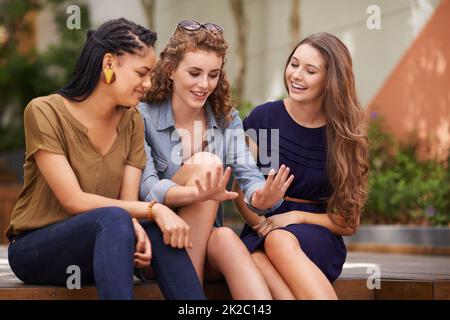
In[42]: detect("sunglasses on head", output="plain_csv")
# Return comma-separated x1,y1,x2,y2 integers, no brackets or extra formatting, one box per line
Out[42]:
177,20,223,34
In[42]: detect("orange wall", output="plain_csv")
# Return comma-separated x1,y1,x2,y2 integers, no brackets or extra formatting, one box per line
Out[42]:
367,0,450,160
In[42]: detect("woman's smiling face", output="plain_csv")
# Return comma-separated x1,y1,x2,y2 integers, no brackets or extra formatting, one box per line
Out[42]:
285,43,327,105
170,49,222,110
110,47,157,107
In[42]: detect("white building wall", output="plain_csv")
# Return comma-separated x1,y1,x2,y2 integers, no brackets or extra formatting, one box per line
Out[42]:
88,0,147,27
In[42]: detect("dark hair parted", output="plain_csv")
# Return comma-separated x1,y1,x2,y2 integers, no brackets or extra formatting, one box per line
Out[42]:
285,32,369,230
58,18,157,102
146,26,233,125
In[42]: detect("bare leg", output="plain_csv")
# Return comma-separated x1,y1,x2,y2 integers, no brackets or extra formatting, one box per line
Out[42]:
171,152,221,283
205,227,272,300
264,229,338,300
251,250,295,300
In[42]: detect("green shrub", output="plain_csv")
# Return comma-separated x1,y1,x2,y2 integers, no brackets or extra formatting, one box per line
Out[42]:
364,116,450,226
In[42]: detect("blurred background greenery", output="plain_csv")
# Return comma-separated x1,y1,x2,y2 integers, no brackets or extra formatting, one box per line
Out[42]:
365,115,450,226
0,0,91,150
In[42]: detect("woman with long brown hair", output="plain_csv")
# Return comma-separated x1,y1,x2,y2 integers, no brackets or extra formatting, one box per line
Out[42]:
234,32,369,299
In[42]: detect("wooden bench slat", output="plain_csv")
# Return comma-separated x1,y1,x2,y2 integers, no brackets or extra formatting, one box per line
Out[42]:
376,280,434,300
434,281,450,300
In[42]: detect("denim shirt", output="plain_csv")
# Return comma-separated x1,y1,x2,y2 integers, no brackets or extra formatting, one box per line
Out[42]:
138,98,282,226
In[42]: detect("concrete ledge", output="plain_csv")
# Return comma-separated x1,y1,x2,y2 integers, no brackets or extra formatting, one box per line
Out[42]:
345,225,450,255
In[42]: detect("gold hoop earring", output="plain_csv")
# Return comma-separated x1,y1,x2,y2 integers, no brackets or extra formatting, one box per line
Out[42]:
101,62,116,84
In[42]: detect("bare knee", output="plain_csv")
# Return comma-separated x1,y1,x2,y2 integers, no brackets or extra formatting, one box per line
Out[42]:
208,227,244,256
209,227,238,248
186,151,222,166
182,152,223,186
264,229,300,258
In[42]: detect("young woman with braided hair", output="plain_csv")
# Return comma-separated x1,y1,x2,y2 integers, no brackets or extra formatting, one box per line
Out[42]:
6,18,205,300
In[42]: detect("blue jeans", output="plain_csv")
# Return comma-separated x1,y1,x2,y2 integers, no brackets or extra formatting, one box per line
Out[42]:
8,207,206,300
138,220,206,300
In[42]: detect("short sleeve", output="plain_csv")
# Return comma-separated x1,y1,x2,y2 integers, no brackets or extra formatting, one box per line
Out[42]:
242,112,259,133
23,99,65,162
242,105,265,146
127,109,146,170
242,115,250,131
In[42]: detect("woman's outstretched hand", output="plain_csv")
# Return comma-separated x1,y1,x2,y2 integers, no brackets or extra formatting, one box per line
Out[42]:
251,165,294,210
195,166,238,202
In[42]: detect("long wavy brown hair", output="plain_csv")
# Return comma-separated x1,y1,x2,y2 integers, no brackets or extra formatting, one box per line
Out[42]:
146,25,233,125
284,33,369,230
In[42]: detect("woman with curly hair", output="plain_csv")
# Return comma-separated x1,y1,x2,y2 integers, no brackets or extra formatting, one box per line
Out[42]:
234,32,369,299
138,20,294,299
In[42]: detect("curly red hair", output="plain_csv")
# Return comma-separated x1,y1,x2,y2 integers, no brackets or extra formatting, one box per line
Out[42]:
146,26,233,125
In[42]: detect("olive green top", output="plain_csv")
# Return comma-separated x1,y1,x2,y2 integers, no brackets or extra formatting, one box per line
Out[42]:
6,94,146,237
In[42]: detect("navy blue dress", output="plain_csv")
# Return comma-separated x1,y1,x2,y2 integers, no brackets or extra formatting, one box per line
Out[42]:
240,100,346,282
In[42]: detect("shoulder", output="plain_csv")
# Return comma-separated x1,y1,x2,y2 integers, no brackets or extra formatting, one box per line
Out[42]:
137,101,151,116
25,94,61,112
24,94,64,123
138,100,166,116
226,101,277,123
138,100,165,126
248,100,283,118
243,100,283,129
221,109,246,130
127,107,145,128
229,109,240,122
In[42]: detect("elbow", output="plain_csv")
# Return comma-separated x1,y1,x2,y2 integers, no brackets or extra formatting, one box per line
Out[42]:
337,227,356,237
61,192,85,215
139,178,154,202
345,223,359,236
349,215,361,235
64,201,81,215
339,213,360,236
343,228,356,237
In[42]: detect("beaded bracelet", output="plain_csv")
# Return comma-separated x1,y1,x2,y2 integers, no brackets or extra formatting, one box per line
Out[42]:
147,200,157,220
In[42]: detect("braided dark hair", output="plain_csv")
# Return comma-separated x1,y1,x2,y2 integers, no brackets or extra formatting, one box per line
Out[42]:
58,18,157,102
